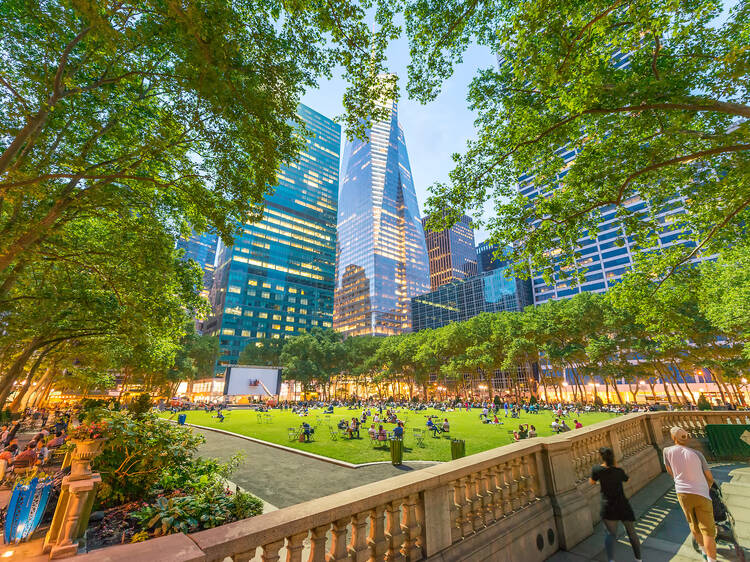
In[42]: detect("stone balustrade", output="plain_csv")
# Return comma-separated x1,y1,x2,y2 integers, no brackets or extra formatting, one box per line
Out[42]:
75,410,750,562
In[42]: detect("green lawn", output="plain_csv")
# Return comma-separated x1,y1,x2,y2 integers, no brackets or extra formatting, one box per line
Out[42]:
164,407,619,464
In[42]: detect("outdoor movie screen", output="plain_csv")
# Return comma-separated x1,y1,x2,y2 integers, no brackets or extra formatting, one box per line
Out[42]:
223,365,282,396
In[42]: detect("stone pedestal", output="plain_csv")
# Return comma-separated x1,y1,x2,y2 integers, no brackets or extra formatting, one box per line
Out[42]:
44,438,105,559
44,474,101,558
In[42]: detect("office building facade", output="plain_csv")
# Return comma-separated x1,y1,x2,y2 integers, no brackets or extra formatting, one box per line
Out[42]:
176,231,218,293
423,214,478,291
208,105,340,367
476,241,510,273
411,266,532,331
333,97,430,336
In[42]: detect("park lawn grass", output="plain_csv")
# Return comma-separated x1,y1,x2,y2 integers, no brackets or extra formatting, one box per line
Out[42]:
164,408,619,464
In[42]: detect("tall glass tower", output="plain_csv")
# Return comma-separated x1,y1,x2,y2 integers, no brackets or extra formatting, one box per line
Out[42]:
334,98,430,336
207,105,340,367
176,231,218,294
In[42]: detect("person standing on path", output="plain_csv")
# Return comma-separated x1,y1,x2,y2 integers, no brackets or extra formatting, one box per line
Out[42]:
663,426,717,562
590,447,642,562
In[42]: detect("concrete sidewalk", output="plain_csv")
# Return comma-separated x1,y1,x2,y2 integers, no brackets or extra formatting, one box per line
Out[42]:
194,427,437,508
548,463,749,562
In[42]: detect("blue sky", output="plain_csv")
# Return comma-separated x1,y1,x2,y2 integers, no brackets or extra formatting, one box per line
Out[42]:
301,37,495,243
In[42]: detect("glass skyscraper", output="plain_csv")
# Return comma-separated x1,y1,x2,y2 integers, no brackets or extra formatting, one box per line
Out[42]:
176,231,218,294
411,266,532,331
334,96,430,336
423,213,478,291
207,105,340,367
476,241,510,273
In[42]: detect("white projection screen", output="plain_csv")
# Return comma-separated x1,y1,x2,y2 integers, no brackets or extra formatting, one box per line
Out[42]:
223,365,282,397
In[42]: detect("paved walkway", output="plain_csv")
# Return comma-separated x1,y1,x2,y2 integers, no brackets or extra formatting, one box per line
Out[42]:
194,427,437,508
548,463,750,562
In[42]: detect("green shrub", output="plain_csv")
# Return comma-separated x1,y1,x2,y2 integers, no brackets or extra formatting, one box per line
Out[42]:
529,395,538,405
133,486,263,536
129,393,152,418
697,394,711,410
91,410,205,507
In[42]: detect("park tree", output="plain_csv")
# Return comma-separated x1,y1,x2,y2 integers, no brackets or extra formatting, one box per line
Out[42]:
0,211,204,407
280,328,345,399
415,0,750,288
0,0,401,295
238,338,285,367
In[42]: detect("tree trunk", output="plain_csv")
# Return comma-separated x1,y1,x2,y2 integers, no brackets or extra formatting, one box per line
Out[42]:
11,350,54,413
0,337,44,407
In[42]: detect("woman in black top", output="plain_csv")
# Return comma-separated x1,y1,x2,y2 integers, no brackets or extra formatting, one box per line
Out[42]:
589,447,642,562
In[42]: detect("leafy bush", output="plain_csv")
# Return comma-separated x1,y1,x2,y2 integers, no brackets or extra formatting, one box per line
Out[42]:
129,394,152,418
697,393,712,410
91,410,205,507
133,486,263,536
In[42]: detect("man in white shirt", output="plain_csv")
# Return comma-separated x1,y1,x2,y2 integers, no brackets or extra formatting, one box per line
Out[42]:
663,427,716,562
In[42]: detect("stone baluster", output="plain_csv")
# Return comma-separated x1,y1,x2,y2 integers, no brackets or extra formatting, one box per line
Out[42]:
329,518,349,561
385,499,404,562
261,539,285,562
414,492,425,554
468,472,485,531
309,525,329,562
369,505,388,561
521,455,535,505
450,479,465,543
286,532,307,562
400,494,422,561
489,465,505,521
349,512,370,562
510,458,522,511
481,469,495,524
459,476,473,536
501,462,513,514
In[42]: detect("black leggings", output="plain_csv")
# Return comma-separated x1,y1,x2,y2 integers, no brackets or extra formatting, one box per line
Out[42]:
604,519,641,560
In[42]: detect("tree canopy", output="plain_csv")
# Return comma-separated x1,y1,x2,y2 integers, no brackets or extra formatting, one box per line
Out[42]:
413,0,750,286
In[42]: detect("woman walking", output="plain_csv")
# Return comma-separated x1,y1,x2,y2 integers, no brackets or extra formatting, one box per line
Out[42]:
590,447,642,562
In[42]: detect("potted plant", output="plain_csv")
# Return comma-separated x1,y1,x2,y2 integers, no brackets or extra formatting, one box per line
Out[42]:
68,420,109,478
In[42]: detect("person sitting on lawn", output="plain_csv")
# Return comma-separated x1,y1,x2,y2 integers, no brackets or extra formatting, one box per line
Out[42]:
377,425,387,441
392,421,404,439
551,418,560,433
426,417,439,436
560,420,572,432
574,419,583,429
216,409,225,422
337,418,348,430
518,423,529,439
368,424,377,439
528,425,537,438
493,414,502,425
442,418,450,433
348,418,360,439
